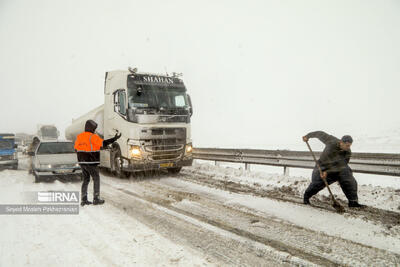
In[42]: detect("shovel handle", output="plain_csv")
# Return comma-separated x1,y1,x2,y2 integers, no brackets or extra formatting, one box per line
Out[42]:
305,141,323,177
305,140,338,202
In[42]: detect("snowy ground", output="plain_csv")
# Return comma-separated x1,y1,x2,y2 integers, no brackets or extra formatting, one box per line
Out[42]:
194,160,400,212
0,156,399,266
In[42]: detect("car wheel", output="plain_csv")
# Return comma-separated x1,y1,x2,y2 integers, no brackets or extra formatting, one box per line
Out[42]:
34,173,40,183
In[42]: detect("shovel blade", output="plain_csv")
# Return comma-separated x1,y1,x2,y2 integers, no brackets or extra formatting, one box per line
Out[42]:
333,201,345,213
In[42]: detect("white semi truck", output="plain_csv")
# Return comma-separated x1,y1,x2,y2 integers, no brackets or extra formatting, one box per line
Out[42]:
65,68,193,177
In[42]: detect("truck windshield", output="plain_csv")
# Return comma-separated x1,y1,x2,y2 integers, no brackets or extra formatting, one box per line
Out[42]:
127,85,188,109
0,140,13,150
37,142,75,155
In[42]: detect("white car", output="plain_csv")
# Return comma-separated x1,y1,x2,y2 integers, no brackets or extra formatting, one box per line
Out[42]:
30,140,82,183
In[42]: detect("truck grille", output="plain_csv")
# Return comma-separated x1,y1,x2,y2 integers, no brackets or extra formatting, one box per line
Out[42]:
140,128,186,162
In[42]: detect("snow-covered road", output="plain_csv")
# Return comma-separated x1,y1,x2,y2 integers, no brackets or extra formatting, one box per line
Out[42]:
1,158,400,266
0,169,212,266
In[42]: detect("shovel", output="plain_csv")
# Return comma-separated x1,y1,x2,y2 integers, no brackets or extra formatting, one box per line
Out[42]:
305,141,345,213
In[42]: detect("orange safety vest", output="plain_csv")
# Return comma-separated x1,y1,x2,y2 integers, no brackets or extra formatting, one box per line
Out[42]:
74,132,103,152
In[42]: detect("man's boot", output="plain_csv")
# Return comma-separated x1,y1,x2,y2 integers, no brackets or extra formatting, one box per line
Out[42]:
348,201,365,208
93,196,105,205
80,196,92,206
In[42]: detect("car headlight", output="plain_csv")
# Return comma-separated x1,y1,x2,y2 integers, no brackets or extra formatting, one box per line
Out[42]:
74,163,80,167
129,145,142,158
40,164,52,169
185,143,193,154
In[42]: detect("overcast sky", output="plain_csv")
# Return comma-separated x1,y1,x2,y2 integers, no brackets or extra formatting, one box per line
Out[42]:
0,0,399,150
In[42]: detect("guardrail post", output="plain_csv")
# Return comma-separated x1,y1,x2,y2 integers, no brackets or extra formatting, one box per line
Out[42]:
284,166,289,176
245,163,250,171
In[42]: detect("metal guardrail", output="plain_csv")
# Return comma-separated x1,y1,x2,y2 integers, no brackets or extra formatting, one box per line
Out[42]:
193,148,400,177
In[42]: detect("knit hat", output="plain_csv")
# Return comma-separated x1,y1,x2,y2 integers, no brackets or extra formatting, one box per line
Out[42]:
341,135,353,143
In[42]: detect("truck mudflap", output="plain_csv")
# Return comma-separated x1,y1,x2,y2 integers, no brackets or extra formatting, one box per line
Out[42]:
123,158,193,172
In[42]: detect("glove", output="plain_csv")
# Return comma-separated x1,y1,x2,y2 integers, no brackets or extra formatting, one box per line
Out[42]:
114,132,122,140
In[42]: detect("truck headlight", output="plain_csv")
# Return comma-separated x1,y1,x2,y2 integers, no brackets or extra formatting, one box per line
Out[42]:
185,143,193,154
129,145,142,158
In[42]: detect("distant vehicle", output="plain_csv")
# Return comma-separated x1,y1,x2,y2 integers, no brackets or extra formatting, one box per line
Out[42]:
29,140,81,183
65,68,193,178
15,133,35,149
36,124,60,140
0,133,18,170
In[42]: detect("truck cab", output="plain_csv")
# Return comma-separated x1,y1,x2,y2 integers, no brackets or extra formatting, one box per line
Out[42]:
65,68,194,177
0,133,18,170
36,125,60,141
103,70,193,176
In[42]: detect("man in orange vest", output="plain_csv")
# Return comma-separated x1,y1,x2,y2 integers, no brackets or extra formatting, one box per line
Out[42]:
75,120,121,206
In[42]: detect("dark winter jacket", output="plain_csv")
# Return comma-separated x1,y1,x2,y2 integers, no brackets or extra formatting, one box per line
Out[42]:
76,120,119,164
306,131,351,173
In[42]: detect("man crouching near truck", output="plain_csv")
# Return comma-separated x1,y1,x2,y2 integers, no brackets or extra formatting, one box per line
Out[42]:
75,120,121,206
302,131,365,208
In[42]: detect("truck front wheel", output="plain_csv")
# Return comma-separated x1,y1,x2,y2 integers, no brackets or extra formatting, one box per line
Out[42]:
111,147,130,179
167,167,182,174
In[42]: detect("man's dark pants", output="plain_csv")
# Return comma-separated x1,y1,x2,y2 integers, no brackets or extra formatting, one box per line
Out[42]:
80,164,100,199
304,166,358,202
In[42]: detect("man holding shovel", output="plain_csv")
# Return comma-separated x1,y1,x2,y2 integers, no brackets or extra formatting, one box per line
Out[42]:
302,131,365,208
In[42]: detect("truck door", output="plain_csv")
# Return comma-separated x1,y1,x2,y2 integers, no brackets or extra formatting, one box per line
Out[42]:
101,90,127,168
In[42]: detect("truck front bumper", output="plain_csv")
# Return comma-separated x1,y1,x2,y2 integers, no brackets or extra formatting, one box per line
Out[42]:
0,159,18,165
0,159,18,169
124,157,193,172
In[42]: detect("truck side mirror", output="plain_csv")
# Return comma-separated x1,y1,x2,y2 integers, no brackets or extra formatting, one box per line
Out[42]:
187,94,193,117
113,89,127,116
27,151,35,156
113,91,121,113
119,91,127,116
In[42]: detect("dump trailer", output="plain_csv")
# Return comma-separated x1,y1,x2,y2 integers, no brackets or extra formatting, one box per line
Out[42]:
0,133,18,169
65,68,193,177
